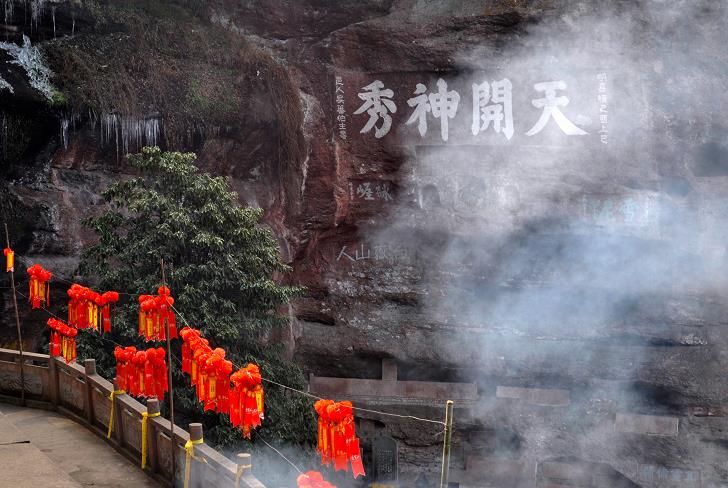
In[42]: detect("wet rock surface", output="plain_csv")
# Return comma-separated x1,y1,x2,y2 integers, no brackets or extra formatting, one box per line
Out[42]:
2,1,728,486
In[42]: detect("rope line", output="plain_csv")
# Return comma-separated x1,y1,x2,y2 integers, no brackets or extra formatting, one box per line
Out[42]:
256,434,303,474
169,304,446,426
15,289,134,352
3,253,136,296
346,406,446,425
51,273,137,296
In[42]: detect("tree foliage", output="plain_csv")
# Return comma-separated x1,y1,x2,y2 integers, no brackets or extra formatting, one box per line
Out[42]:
77,146,314,446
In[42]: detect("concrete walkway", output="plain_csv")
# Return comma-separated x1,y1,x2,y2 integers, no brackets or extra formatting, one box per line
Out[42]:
0,402,160,488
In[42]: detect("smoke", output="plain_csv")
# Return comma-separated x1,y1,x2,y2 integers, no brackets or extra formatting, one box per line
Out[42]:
365,0,728,483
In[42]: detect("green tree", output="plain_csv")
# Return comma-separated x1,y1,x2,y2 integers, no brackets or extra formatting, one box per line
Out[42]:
77,146,314,446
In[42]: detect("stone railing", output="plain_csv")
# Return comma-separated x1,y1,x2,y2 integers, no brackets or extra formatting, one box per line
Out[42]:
0,348,265,488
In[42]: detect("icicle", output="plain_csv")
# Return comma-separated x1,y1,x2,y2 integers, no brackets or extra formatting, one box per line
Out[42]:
4,0,13,25
52,6,55,38
60,117,69,150
101,113,120,160
99,113,161,156
30,0,45,28
1,112,6,160
71,16,75,36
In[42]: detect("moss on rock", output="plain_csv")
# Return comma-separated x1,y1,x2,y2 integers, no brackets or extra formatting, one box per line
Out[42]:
41,0,302,154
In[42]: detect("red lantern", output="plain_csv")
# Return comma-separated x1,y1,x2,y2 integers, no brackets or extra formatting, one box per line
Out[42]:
194,348,211,403
314,400,365,478
203,348,224,412
216,359,233,414
47,318,77,363
131,350,147,397
180,326,215,404
180,327,202,375
230,363,264,438
3,247,13,272
114,346,136,391
68,284,118,332
98,291,120,333
138,287,178,341
150,347,168,399
296,471,337,488
27,264,51,309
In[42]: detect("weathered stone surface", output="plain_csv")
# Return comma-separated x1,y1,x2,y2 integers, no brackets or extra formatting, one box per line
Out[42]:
2,0,728,486
615,413,680,437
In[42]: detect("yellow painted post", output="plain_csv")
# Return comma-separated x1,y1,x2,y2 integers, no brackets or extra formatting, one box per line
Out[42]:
439,400,454,488
235,453,252,488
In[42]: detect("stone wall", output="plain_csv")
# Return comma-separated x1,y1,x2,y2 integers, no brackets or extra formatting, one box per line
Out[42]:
2,1,728,486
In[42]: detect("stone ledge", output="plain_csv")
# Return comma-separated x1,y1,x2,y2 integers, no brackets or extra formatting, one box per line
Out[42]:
615,412,679,436
496,386,570,406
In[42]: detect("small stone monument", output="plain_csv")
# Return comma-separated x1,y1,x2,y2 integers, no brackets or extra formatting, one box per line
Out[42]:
372,436,398,483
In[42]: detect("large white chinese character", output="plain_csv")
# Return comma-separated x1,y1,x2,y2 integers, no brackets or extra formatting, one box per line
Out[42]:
405,83,430,137
471,78,513,140
406,79,460,142
354,80,397,139
525,81,588,136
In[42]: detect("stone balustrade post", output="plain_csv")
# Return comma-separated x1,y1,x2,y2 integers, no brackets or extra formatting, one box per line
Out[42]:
84,359,96,424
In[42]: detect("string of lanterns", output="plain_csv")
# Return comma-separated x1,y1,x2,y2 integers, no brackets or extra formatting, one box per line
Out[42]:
180,327,264,438
67,283,119,333
21,262,363,487
314,400,366,478
113,345,169,399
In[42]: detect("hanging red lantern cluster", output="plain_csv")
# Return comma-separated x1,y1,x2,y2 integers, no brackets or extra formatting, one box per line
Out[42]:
180,327,205,376
3,247,13,272
179,327,233,410
180,327,212,400
297,471,337,488
230,363,264,438
180,326,264,438
113,346,168,399
113,346,136,391
202,348,233,414
314,400,366,478
47,318,77,363
27,263,51,309
67,284,120,333
138,286,178,341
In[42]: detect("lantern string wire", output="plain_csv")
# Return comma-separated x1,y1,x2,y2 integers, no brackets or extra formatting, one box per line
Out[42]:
50,273,137,296
5,252,447,427
256,434,303,474
14,288,135,351
169,304,447,427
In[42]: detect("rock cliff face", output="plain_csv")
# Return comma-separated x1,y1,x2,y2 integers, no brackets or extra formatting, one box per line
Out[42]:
2,1,728,486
